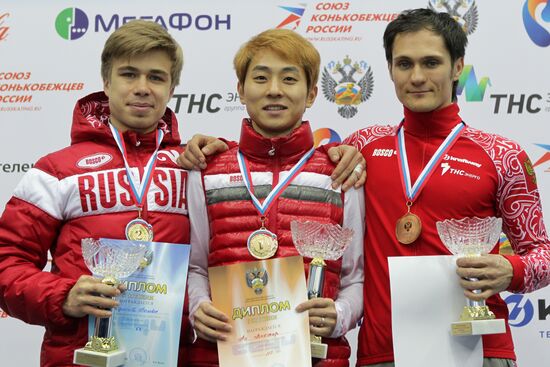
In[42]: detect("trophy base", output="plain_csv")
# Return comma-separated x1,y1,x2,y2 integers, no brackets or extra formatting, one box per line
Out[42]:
73,348,126,367
311,335,328,359
451,318,506,336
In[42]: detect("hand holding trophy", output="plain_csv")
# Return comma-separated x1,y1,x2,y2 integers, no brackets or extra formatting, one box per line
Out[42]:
436,216,506,336
74,238,147,367
291,220,354,359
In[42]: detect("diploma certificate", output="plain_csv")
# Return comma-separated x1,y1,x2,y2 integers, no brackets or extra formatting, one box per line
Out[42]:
88,240,190,366
209,255,311,367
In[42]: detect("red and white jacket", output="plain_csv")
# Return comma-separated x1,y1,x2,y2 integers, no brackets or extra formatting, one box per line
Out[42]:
0,92,191,367
186,120,365,367
344,103,550,366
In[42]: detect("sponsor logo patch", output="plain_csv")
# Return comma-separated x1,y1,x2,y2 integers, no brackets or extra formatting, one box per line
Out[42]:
229,174,244,183
77,153,113,169
440,162,481,180
371,148,396,157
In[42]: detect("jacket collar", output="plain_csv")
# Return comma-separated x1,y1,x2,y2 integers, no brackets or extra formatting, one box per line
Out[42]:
70,91,181,147
402,103,463,137
238,119,314,161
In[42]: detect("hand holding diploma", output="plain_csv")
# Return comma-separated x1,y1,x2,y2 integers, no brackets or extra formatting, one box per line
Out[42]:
193,301,232,342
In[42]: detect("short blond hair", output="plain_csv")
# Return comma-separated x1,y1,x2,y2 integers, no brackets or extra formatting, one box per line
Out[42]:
233,29,320,91
101,20,184,87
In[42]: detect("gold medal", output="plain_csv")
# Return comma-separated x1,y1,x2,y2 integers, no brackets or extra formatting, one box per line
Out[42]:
247,229,278,259
125,218,154,242
396,212,422,245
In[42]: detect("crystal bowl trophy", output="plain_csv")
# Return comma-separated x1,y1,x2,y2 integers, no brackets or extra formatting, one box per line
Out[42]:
74,238,147,367
291,220,354,359
436,216,506,336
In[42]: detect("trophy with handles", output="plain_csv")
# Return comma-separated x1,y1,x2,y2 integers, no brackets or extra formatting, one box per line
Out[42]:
74,238,147,367
291,220,354,359
436,216,506,336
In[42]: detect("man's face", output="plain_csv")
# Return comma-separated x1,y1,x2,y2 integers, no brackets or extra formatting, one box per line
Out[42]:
238,49,317,138
104,49,174,134
388,29,463,113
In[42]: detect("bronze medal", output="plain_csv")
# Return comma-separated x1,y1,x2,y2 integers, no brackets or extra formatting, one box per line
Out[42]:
247,229,278,259
126,218,154,242
395,212,422,245
394,122,464,246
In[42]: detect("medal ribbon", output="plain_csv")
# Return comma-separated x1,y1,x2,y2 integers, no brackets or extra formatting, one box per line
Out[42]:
109,123,165,210
237,147,315,216
396,122,465,203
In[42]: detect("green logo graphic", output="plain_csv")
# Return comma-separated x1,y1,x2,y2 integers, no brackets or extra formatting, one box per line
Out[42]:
457,65,491,102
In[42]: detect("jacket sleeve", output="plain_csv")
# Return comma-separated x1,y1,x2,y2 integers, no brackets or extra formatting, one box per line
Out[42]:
187,170,212,325
498,149,550,293
0,162,77,330
331,186,365,337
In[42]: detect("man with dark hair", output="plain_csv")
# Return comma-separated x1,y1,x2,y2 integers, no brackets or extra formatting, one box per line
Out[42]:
179,8,550,367
344,8,550,367
382,7,468,103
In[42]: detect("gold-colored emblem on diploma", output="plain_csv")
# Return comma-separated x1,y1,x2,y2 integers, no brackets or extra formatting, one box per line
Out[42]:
291,220,354,360
245,267,269,295
436,217,506,336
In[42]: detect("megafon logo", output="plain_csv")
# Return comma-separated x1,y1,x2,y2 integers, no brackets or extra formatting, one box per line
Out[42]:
313,128,341,147
505,294,535,327
55,8,89,40
523,0,550,47
428,0,479,35
276,4,306,29
456,65,490,102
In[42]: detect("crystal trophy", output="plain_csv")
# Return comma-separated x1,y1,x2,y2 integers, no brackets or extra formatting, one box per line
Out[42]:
436,216,506,336
291,220,354,359
74,238,147,367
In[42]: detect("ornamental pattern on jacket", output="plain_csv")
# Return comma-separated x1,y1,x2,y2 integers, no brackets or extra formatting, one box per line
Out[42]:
346,124,550,294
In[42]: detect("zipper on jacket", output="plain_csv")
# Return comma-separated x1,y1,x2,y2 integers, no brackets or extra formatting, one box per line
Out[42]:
128,132,150,221
269,142,280,237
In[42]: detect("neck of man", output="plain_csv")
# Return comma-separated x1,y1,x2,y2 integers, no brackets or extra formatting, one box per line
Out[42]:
251,119,302,139
109,117,158,135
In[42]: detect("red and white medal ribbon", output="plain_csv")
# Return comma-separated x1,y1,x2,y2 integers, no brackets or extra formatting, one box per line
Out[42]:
237,147,315,216
110,123,164,241
238,147,315,258
393,121,464,245
395,122,465,203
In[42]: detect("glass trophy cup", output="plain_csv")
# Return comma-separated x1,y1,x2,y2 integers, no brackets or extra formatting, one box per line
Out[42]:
74,238,147,367
291,220,354,359
436,216,506,336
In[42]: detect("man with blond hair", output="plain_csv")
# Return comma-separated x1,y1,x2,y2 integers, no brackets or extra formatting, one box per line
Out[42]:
185,28,365,367
0,20,192,366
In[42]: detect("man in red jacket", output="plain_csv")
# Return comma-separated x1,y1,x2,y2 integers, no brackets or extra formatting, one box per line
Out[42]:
185,29,365,367
344,8,550,367
181,8,550,367
0,20,192,366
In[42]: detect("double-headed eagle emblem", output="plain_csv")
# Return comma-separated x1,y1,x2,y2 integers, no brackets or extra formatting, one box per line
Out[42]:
322,55,374,119
245,267,269,295
428,0,479,35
